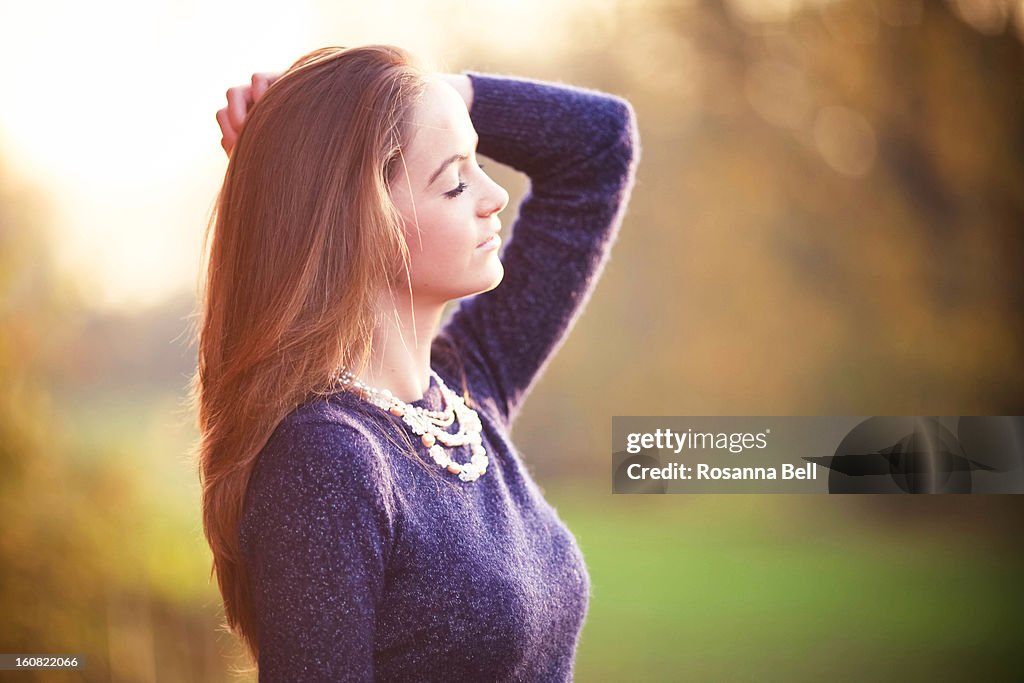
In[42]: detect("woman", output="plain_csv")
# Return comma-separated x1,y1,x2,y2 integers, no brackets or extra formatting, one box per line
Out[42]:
195,44,639,681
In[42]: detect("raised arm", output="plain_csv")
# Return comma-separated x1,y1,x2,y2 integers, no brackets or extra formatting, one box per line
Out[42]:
437,71,641,428
214,68,641,431
239,419,394,681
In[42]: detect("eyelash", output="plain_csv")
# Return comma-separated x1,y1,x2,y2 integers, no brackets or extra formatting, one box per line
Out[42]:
445,163,486,199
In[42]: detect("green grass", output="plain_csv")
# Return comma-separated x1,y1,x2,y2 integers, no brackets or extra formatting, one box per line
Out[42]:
548,484,1022,682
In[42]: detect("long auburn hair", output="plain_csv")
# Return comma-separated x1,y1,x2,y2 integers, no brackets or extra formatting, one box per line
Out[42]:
188,44,467,667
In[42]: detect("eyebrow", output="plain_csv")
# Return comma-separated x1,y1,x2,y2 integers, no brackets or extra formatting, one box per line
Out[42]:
427,132,480,189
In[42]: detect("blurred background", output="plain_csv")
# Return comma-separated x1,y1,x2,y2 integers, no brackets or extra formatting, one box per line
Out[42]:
2,0,1022,680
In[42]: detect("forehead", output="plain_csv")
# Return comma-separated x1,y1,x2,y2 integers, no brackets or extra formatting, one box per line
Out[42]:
402,78,476,163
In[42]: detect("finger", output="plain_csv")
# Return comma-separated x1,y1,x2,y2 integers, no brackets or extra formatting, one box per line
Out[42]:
216,107,237,154
251,73,269,103
215,106,232,139
226,85,254,133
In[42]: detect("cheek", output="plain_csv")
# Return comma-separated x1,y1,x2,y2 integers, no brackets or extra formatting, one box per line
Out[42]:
403,208,453,276
405,204,463,253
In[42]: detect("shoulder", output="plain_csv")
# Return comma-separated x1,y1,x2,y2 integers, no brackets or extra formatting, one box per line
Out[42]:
262,398,382,470
246,396,394,515
240,396,397,554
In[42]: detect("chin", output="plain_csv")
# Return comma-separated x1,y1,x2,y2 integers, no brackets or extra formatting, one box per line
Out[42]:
483,262,504,292
462,269,504,299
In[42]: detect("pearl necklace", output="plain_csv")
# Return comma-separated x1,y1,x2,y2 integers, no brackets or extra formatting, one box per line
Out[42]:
335,368,489,482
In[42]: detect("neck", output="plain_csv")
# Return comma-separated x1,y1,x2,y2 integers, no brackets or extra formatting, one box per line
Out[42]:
359,289,446,404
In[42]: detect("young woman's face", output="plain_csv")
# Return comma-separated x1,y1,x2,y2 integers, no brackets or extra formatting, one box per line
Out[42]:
388,76,510,306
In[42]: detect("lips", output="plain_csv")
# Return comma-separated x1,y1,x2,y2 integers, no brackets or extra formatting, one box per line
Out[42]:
477,232,500,248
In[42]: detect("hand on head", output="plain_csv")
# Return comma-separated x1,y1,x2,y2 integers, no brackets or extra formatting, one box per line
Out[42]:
216,72,282,156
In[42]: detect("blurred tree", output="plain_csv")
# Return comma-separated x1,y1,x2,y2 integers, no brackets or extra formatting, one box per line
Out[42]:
493,0,1024,480
0,153,243,682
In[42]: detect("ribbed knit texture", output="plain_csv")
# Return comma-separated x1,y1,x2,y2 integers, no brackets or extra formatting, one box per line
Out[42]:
238,70,640,682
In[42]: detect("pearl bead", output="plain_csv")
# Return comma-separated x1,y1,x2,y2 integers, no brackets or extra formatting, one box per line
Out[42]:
336,366,487,483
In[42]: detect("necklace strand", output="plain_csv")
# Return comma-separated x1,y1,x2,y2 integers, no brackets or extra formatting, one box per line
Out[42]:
335,368,488,482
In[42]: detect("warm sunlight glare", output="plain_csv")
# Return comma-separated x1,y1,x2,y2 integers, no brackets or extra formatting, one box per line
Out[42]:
0,0,569,312
0,0,319,311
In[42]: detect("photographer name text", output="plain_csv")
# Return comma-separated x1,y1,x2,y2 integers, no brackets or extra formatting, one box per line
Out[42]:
625,462,818,481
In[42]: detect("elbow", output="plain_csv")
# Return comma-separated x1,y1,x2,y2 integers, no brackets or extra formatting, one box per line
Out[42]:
615,97,641,162
602,96,641,193
545,89,641,195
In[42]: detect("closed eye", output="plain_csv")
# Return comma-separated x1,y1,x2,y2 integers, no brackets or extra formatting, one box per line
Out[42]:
445,181,468,199
444,162,487,199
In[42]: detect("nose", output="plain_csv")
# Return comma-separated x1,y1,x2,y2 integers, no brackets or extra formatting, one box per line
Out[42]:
481,176,510,217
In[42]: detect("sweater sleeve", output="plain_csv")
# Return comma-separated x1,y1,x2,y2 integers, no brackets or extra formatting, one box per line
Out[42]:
239,418,394,682
439,71,640,428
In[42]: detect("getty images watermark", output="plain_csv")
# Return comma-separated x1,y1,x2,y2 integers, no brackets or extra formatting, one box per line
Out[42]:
611,417,1024,494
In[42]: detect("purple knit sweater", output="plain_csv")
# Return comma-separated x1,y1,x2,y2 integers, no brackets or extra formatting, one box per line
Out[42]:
238,70,640,682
